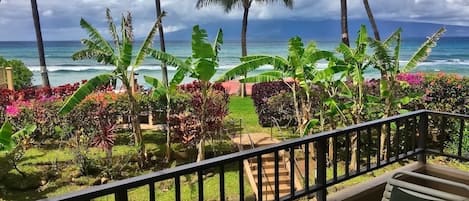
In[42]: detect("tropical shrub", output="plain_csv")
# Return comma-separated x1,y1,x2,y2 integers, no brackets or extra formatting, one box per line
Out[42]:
266,91,297,127
147,25,224,161
251,81,293,126
169,81,229,150
423,73,469,114
0,56,33,89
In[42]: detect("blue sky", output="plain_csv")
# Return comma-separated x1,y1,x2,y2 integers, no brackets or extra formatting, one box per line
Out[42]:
1,0,469,41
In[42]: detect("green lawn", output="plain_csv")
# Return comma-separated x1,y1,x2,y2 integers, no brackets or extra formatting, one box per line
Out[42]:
228,96,270,134
228,96,299,139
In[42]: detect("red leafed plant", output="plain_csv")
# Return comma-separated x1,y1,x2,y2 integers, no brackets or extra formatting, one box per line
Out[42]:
169,81,229,147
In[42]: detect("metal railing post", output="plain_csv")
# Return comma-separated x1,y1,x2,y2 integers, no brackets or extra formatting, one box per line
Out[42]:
316,138,327,201
418,112,428,164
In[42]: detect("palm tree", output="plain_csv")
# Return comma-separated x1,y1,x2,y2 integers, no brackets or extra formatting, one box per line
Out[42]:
30,0,50,88
0,0,50,88
363,0,380,41
59,9,164,168
340,0,350,46
196,0,293,97
154,0,173,161
155,0,168,86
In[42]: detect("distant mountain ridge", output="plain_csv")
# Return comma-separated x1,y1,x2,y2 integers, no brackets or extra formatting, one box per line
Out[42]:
163,19,469,41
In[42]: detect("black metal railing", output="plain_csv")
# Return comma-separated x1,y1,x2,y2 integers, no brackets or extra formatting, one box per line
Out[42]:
42,110,468,201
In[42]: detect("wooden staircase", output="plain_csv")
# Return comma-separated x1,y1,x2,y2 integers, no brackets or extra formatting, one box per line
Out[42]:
249,153,293,200
231,133,302,201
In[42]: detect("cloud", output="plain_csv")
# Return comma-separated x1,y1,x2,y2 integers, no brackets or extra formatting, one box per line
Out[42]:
1,0,469,40
42,10,54,17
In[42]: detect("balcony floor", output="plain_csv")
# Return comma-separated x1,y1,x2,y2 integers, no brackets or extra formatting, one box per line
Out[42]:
327,162,469,201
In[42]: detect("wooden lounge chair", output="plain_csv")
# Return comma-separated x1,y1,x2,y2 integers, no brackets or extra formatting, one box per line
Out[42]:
382,171,469,201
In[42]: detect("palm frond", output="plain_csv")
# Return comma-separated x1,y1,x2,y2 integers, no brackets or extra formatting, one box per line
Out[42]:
287,36,304,69
147,48,190,72
144,75,167,98
217,55,286,81
194,58,217,81
79,18,114,56
11,124,36,140
369,39,392,71
393,30,402,71
337,43,354,60
106,8,120,53
239,70,283,83
196,0,243,12
356,25,369,59
306,51,335,64
170,68,187,87
403,27,445,72
72,48,114,65
118,36,133,72
383,28,402,47
59,74,113,115
282,0,294,8
134,11,166,68
192,25,214,59
0,122,15,151
212,28,224,58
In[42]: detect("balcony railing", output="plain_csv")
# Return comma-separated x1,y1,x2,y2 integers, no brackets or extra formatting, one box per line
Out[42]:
42,110,468,201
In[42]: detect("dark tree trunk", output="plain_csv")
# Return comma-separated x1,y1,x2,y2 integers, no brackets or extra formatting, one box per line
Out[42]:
363,0,380,41
155,0,172,162
340,0,350,46
240,1,250,97
30,0,50,88
155,0,168,86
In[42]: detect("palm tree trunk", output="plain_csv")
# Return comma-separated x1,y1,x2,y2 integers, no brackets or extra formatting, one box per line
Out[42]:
240,1,250,97
30,0,50,88
155,0,172,161
340,0,350,46
363,0,380,41
155,0,168,86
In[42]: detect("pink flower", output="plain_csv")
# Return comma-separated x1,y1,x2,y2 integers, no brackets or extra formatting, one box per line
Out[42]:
396,73,424,86
6,105,20,117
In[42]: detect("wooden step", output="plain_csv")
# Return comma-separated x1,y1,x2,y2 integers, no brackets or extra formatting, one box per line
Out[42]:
247,154,277,162
259,184,292,194
251,168,289,176
261,191,292,201
254,174,291,183
250,161,287,169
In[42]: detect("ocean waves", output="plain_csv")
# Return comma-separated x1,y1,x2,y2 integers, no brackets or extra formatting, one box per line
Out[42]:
27,64,277,72
27,59,469,73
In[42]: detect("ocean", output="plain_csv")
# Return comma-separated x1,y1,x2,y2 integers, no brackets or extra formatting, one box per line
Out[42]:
1,38,469,87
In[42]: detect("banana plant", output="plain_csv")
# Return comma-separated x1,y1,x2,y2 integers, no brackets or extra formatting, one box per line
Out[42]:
337,25,373,125
0,122,36,152
144,68,186,161
334,25,375,171
58,9,165,168
219,36,334,135
0,122,36,177
370,27,446,158
146,25,223,162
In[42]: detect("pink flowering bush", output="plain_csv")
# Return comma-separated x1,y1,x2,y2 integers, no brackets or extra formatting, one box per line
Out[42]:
396,72,424,86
